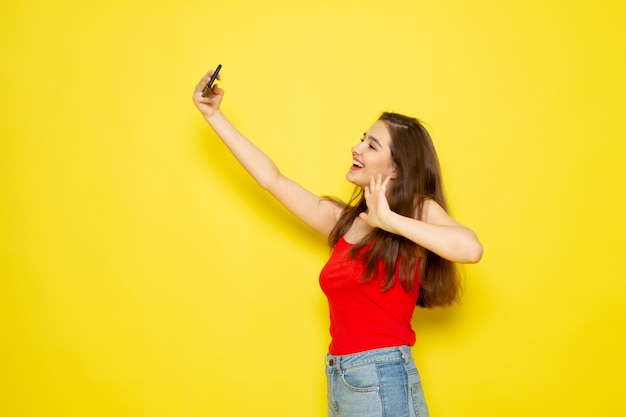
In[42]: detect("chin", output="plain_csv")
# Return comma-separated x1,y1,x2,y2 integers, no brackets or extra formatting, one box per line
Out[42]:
345,172,366,188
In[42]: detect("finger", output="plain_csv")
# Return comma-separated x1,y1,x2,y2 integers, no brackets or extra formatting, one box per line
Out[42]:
208,70,222,84
372,173,384,190
213,84,224,96
197,84,224,102
195,70,213,92
197,68,222,93
381,175,392,190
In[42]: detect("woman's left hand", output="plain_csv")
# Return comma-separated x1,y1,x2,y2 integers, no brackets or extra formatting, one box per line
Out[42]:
359,174,393,231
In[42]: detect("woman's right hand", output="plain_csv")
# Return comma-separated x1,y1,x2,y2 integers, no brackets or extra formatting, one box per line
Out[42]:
192,69,224,119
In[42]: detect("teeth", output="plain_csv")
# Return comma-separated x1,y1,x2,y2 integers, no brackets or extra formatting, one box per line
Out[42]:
353,159,364,168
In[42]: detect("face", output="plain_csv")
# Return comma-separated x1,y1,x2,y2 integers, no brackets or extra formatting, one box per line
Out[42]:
346,120,396,187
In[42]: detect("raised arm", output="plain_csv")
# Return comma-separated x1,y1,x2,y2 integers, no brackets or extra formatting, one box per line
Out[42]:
192,69,341,236
359,175,483,263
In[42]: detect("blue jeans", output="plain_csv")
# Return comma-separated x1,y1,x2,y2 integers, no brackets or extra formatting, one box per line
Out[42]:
325,346,429,417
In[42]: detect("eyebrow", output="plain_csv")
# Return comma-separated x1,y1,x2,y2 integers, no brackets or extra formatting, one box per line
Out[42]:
364,133,383,148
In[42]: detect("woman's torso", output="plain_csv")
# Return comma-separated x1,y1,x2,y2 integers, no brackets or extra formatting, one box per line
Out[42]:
319,219,420,355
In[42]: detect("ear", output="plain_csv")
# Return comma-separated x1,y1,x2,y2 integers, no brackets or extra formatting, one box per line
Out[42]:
387,164,397,179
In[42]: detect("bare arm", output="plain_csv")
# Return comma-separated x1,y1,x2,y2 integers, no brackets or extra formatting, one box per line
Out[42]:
359,175,483,263
192,70,341,236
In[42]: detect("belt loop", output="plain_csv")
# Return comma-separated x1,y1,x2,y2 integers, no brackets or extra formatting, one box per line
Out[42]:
400,347,408,364
325,354,338,368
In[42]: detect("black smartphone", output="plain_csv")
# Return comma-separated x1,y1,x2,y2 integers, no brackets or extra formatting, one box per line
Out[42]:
202,64,222,97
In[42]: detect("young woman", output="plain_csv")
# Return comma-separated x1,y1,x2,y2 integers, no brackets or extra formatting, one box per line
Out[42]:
193,68,482,417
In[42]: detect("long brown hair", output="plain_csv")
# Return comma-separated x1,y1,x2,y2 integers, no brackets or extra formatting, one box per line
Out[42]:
328,112,460,308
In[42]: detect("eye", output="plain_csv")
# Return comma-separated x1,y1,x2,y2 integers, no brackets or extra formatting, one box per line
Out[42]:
360,134,377,150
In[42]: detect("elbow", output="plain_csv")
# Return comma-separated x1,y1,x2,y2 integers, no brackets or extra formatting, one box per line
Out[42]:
256,170,282,192
257,177,273,191
449,230,483,264
463,240,483,264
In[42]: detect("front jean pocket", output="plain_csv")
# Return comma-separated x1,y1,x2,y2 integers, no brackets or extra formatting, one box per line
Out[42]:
340,363,381,392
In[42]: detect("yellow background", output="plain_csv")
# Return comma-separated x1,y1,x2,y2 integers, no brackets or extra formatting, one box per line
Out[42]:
2,0,625,416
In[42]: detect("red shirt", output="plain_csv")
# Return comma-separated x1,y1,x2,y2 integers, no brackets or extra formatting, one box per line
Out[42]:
319,236,420,355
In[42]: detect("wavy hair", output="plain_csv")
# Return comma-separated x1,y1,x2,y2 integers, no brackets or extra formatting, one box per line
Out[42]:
328,112,460,308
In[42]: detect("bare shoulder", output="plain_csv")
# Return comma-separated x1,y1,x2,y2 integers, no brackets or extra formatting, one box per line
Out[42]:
421,199,461,226
289,194,346,237
319,197,346,223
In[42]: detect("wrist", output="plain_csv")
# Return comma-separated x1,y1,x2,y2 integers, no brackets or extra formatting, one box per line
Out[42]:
205,108,223,124
381,211,403,235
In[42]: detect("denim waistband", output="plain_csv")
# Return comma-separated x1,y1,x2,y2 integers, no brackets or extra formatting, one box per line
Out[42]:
325,345,412,370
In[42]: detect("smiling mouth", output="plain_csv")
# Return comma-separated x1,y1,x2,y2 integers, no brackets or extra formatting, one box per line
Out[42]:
352,159,364,169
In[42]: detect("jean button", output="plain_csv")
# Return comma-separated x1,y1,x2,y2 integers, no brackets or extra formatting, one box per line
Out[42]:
328,358,335,366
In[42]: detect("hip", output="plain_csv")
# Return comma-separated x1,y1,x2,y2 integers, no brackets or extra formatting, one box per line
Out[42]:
325,346,429,417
